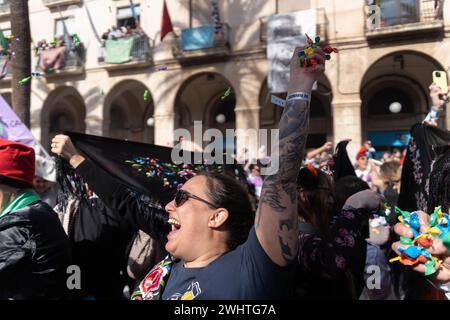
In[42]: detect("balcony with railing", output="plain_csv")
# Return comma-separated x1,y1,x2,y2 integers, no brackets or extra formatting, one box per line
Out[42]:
172,24,231,61
36,44,85,78
0,0,10,18
365,0,444,38
42,0,82,8
98,34,153,70
259,8,330,45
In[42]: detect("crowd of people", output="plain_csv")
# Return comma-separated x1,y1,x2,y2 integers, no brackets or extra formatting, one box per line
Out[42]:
34,37,64,55
1,44,450,301
34,33,84,55
101,25,145,41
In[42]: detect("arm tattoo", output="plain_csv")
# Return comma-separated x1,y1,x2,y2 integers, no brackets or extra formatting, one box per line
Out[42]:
278,217,300,260
256,99,310,261
258,99,309,214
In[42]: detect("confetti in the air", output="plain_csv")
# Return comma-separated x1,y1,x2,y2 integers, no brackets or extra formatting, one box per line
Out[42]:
144,90,150,101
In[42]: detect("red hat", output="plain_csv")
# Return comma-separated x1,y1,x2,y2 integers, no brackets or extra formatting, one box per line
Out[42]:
0,139,35,188
356,146,367,160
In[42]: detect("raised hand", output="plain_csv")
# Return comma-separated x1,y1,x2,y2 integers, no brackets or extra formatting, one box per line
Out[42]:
392,210,450,283
321,141,333,151
256,45,328,266
288,47,325,94
51,134,85,168
429,82,450,109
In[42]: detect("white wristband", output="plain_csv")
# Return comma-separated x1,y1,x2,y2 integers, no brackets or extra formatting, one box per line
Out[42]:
287,92,311,103
424,106,441,123
271,95,286,108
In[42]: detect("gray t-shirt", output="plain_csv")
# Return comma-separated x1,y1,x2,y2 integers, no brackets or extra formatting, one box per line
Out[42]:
161,227,292,300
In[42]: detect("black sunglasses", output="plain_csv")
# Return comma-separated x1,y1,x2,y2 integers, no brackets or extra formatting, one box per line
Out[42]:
174,189,217,208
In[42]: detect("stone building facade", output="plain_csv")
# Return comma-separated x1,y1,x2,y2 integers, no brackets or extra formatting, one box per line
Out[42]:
0,0,448,159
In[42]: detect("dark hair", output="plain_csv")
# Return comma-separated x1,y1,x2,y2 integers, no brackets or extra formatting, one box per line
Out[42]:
334,176,370,212
0,175,32,189
297,167,335,236
198,171,255,250
249,164,259,171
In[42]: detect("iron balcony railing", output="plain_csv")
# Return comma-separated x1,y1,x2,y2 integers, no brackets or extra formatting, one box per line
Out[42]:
35,45,85,74
131,34,151,60
64,48,84,68
98,34,151,64
0,0,10,15
179,23,230,52
365,0,443,31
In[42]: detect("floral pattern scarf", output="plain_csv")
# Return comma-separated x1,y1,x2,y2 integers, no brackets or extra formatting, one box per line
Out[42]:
131,255,174,300
398,123,450,212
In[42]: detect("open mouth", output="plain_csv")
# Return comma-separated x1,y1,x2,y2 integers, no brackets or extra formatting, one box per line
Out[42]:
168,217,181,231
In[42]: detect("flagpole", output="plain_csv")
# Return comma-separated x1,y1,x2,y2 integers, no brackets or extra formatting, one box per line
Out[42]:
129,0,139,27
84,3,103,45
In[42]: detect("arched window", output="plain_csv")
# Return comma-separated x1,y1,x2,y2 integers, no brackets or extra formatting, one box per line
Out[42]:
49,110,76,133
104,80,153,144
41,87,86,150
368,87,413,115
110,104,129,130
310,95,327,118
175,72,236,151
211,96,236,125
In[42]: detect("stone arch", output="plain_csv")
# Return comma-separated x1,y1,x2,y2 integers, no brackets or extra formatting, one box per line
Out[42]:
103,80,154,143
174,72,236,152
41,86,86,150
1,92,11,107
258,74,334,150
360,50,445,154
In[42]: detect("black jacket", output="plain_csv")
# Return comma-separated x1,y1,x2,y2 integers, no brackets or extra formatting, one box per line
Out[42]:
74,160,170,293
69,196,136,300
75,160,170,243
0,201,71,299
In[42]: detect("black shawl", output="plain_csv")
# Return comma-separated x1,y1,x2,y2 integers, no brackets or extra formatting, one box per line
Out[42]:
331,140,356,180
398,123,450,212
61,132,251,205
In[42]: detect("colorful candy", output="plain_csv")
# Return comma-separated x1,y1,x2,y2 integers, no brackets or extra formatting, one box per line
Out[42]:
389,206,450,276
298,34,339,70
